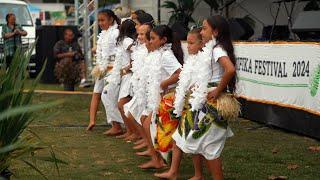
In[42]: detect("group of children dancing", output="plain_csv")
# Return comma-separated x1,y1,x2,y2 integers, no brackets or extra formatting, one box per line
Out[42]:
86,9,240,180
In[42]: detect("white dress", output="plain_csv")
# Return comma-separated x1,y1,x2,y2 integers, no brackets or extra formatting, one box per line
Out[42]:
102,37,133,124
117,37,134,100
123,44,148,124
93,23,119,93
172,42,234,160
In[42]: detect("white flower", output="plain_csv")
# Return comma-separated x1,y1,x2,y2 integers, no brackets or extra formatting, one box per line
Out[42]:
130,44,148,94
173,40,216,116
144,49,163,114
95,23,119,70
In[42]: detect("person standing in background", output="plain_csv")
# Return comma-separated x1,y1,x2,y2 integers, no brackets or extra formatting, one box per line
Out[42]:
2,13,27,68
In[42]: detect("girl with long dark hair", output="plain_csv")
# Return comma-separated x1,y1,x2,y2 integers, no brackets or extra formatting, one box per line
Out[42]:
166,15,239,179
102,19,137,136
137,25,183,169
155,27,206,179
87,9,120,131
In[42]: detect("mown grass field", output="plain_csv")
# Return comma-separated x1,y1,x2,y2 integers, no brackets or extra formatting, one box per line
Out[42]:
10,82,320,179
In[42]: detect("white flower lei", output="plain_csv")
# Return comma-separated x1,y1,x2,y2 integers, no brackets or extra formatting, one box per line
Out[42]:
130,43,148,94
173,40,216,116
105,45,123,87
144,45,170,113
95,23,118,70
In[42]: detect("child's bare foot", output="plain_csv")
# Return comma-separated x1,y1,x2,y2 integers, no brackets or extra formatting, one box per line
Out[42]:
86,122,95,131
116,132,130,139
133,142,147,150
135,149,152,157
124,133,140,142
188,176,204,180
103,127,123,136
103,128,112,135
138,159,166,169
134,138,144,145
154,170,178,180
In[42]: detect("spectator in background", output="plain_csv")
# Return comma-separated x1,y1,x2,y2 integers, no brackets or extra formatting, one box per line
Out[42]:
53,28,89,87
1,13,27,68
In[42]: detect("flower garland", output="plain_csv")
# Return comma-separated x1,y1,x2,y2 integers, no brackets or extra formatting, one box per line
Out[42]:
130,43,148,94
105,45,123,87
143,49,162,114
145,44,174,113
133,47,156,110
173,54,197,116
91,23,118,79
173,40,216,116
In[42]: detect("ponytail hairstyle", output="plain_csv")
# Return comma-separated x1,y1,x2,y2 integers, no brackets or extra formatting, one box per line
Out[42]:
152,25,184,65
206,15,237,93
137,12,155,28
98,9,121,26
117,19,137,45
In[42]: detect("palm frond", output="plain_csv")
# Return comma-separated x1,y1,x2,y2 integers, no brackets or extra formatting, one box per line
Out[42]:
203,0,221,11
242,15,256,29
162,1,178,10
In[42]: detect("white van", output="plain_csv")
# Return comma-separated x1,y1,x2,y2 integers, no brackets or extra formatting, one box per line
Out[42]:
0,0,36,76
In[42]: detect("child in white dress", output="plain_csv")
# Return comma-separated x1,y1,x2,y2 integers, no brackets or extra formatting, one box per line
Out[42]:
123,24,151,146
154,27,206,180
173,15,240,180
102,19,136,136
87,9,120,131
138,25,184,169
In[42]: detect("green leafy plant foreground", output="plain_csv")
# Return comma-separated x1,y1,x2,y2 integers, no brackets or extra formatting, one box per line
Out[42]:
0,46,66,179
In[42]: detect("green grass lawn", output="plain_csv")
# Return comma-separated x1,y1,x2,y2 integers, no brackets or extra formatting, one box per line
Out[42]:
10,82,320,179
24,79,93,92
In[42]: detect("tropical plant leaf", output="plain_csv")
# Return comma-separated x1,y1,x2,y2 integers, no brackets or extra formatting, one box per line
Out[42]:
0,43,65,177
21,159,48,180
0,101,62,121
203,0,221,11
162,0,200,27
162,1,178,10
0,139,39,154
32,156,68,165
242,15,256,29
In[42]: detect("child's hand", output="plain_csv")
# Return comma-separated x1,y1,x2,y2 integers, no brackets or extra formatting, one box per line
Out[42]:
207,89,220,101
160,81,168,92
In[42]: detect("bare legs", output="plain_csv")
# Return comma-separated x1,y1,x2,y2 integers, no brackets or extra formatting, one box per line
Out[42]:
114,97,133,139
138,113,165,169
206,158,224,180
87,93,101,131
189,155,204,180
154,142,182,179
154,143,204,180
